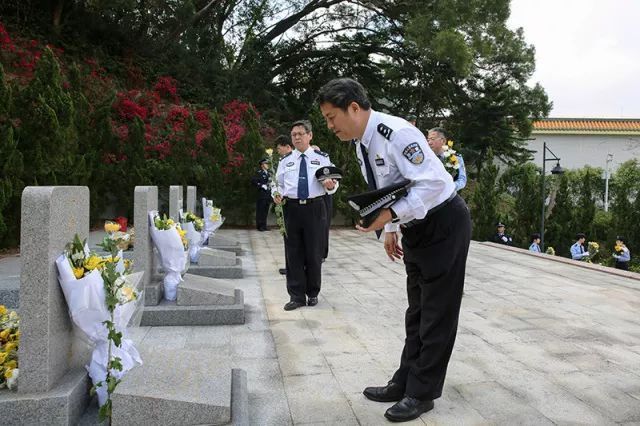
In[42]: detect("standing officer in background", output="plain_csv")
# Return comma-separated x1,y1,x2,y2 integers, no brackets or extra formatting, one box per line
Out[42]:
273,120,339,311
492,222,513,245
275,135,294,275
251,158,271,231
427,127,467,192
317,78,471,423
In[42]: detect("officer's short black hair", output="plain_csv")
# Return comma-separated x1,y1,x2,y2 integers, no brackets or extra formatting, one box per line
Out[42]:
316,78,372,111
406,114,417,121
291,120,312,133
274,135,293,148
259,158,269,165
576,232,586,240
429,127,448,140
616,235,625,243
531,233,541,241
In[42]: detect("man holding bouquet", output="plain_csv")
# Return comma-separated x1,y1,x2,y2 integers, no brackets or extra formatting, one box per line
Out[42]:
317,78,471,422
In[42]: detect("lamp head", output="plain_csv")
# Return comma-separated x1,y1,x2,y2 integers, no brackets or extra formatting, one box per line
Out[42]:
551,162,564,175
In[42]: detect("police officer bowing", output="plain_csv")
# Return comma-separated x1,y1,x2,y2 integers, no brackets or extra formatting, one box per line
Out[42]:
272,120,339,311
318,78,471,423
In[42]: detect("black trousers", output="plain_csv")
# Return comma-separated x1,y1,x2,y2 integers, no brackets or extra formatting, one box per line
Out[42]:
256,196,270,230
323,194,333,259
391,195,471,400
615,261,629,271
283,199,326,303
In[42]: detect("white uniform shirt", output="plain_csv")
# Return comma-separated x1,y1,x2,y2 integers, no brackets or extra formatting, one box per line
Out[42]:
274,147,339,199
356,110,455,233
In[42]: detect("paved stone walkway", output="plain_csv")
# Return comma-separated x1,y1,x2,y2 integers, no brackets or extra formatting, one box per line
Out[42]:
251,228,640,425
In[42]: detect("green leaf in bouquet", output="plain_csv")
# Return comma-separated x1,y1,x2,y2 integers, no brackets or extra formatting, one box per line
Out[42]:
106,376,121,394
97,236,119,258
108,328,123,347
98,399,112,421
109,356,123,372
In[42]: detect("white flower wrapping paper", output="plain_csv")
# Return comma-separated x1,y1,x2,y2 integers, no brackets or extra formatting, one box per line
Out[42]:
184,221,203,263
55,256,143,406
202,197,224,243
148,211,186,300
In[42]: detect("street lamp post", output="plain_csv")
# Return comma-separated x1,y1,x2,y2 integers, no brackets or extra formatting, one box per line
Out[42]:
540,142,564,252
604,153,613,212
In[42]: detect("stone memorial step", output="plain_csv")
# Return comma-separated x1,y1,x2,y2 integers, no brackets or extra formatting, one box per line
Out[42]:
208,235,243,255
140,289,244,326
197,247,237,267
112,349,248,425
177,273,236,306
188,257,243,279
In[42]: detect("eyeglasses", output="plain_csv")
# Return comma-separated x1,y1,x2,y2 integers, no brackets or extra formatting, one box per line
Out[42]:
291,132,308,138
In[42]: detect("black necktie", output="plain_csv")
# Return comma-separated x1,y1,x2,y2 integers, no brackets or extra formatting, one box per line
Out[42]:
360,143,377,190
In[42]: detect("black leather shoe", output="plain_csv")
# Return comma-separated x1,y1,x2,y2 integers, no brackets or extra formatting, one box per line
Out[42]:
278,268,287,275
384,396,434,422
284,301,305,311
363,382,404,402
307,297,318,306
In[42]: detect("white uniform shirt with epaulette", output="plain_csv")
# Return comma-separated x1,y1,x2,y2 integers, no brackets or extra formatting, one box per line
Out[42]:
274,147,339,199
356,110,455,233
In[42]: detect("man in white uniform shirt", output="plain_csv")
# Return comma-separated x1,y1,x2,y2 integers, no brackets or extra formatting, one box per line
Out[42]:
317,78,471,422
273,120,339,311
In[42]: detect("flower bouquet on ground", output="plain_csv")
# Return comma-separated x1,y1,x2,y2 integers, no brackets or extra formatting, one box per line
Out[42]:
182,211,205,263
149,212,187,301
0,305,19,390
55,234,143,420
202,198,225,243
104,220,132,251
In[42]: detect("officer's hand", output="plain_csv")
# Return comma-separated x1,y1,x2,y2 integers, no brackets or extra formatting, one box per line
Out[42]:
583,251,590,256
323,179,337,190
383,231,404,262
355,209,392,233
273,195,283,205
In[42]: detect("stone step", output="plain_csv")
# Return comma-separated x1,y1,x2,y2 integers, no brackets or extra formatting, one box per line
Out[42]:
197,247,237,267
0,274,19,309
188,258,243,279
177,273,236,306
207,236,243,255
112,349,248,425
140,289,244,326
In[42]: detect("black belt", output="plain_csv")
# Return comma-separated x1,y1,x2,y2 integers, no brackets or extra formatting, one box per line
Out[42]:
285,197,323,205
401,192,457,229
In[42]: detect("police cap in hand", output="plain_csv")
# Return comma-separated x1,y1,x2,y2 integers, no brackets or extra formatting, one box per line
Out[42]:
315,166,343,181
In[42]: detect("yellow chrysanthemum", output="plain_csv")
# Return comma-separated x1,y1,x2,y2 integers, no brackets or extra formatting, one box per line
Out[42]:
447,140,454,147
0,305,6,316
104,222,121,233
4,343,16,354
121,287,136,302
0,329,10,340
450,156,458,164
0,352,7,364
265,148,273,157
167,218,175,226
124,259,132,270
73,267,85,279
83,255,102,271
4,368,14,379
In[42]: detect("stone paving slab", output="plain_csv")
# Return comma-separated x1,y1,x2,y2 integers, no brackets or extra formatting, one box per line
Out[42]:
251,228,640,425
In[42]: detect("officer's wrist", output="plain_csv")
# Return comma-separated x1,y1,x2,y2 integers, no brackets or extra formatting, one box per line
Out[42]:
389,207,400,224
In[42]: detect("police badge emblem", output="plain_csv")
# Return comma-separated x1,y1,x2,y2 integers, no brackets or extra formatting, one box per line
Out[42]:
402,142,424,165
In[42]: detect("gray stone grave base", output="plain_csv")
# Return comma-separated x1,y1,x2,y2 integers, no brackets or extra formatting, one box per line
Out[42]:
208,235,243,255
188,257,243,279
197,247,237,267
112,349,248,425
0,369,90,425
0,275,19,309
140,273,244,326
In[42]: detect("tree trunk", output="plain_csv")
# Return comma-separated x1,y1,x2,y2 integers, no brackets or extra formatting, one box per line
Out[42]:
52,0,64,33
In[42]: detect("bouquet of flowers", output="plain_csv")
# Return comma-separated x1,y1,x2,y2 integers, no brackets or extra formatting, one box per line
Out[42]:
441,140,461,176
149,212,187,301
266,148,287,236
202,198,225,243
614,243,624,255
182,211,206,262
55,234,143,419
104,220,133,251
0,305,19,390
586,241,600,262
545,246,556,256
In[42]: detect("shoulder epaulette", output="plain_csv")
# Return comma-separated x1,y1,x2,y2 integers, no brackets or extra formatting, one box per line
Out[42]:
377,123,394,140
314,149,329,157
279,152,292,161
